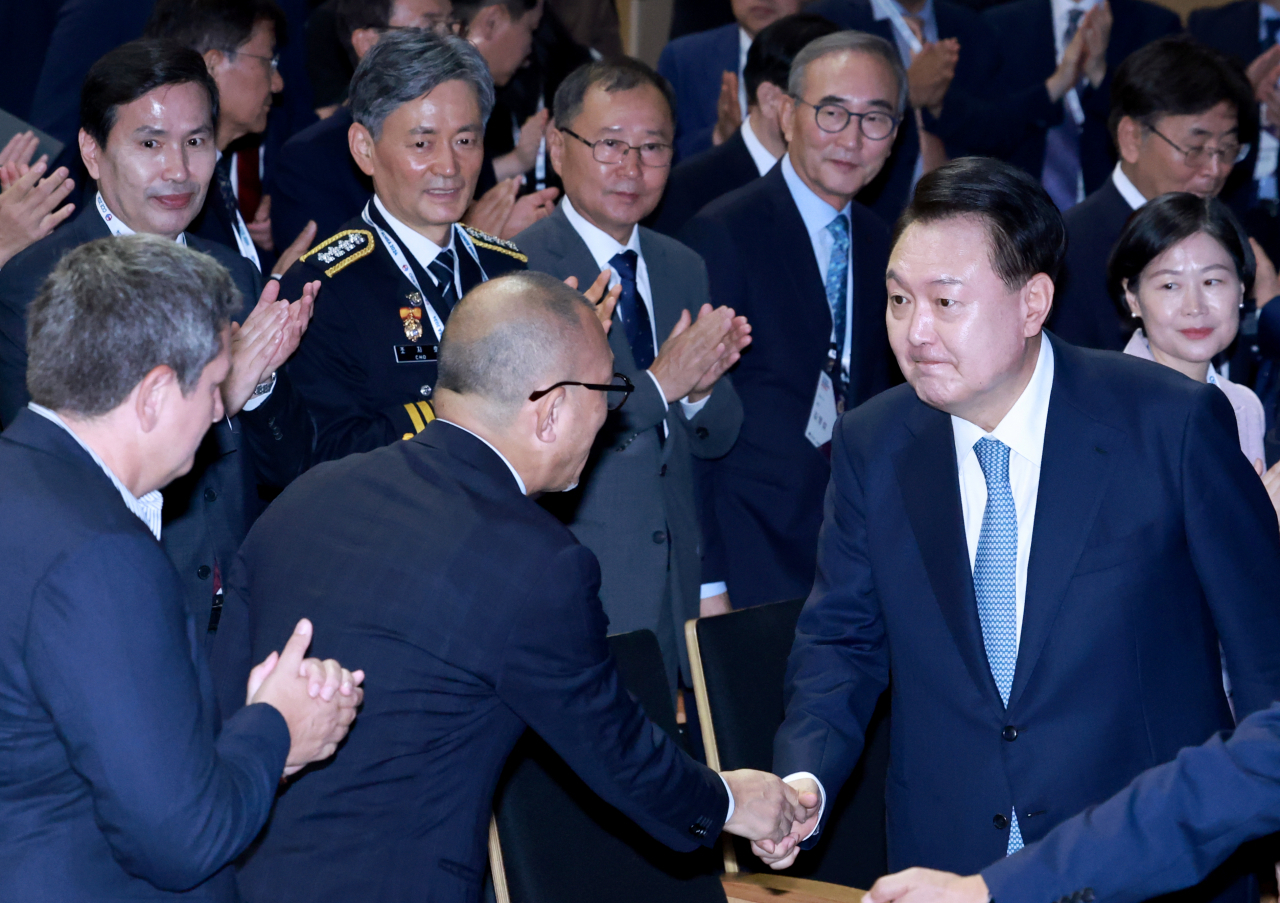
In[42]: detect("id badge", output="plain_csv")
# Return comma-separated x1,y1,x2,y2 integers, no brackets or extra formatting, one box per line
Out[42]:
805,371,838,448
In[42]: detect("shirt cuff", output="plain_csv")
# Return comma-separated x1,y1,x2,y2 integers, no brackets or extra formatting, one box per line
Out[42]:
701,582,728,599
680,393,711,418
241,372,277,412
645,369,671,411
781,772,825,841
719,773,735,823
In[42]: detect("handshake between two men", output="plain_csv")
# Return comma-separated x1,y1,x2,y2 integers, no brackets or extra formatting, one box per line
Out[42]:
721,773,822,857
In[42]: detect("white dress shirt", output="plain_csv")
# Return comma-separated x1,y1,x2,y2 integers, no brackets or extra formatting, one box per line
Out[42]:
28,402,165,540
373,194,462,298
740,114,781,177
1111,163,1148,211
737,27,752,119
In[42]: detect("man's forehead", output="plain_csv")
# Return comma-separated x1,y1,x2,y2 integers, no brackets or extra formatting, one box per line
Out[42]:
112,83,213,133
803,51,895,99
1152,102,1238,135
580,84,674,130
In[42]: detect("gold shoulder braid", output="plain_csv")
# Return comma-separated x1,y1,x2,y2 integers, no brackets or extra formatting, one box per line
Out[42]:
301,229,376,277
461,224,528,263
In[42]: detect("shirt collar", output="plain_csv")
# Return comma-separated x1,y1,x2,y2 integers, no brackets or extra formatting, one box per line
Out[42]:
95,192,187,245
436,418,527,494
781,153,851,234
27,402,165,539
738,26,752,70
740,114,781,176
560,195,642,271
951,334,1055,471
373,193,454,268
1111,163,1148,211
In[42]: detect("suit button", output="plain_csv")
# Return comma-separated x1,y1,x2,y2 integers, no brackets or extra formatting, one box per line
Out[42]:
204,488,217,502
689,823,706,837
196,565,212,580
652,531,667,544
659,464,667,477
272,427,283,440
993,813,1009,829
1082,890,1095,902
420,384,432,397
1002,726,1017,741
695,426,709,439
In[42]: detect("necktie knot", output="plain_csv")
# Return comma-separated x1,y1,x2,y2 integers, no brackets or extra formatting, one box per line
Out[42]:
826,214,850,250
610,249,639,282
1064,6,1084,42
429,248,456,294
974,437,1011,486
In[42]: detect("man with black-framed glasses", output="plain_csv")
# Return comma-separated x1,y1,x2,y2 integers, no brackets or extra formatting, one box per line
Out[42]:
517,57,749,696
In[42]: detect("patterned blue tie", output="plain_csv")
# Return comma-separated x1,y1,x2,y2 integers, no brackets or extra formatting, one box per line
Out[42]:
1041,7,1085,211
825,214,850,401
610,250,655,370
972,437,1024,854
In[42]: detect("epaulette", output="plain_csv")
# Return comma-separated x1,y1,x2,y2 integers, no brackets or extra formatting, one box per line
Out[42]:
461,224,528,263
301,228,376,277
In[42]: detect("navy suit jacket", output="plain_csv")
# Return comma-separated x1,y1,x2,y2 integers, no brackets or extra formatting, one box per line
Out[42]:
1048,176,1135,350
983,699,1280,903
981,0,1179,194
0,410,290,901
652,127,764,237
211,419,730,903
658,23,741,162
774,336,1280,888
678,164,897,609
269,106,372,251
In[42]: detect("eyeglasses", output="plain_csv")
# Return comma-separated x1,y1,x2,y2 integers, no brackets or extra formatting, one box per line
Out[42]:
560,128,674,168
793,98,899,140
235,50,280,72
1145,123,1248,168
528,372,635,411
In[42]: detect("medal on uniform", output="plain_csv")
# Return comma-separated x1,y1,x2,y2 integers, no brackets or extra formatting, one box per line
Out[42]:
400,307,423,341
406,292,423,307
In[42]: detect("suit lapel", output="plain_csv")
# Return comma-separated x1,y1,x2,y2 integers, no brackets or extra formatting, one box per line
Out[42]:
1007,338,1120,710
765,168,831,342
895,401,1006,715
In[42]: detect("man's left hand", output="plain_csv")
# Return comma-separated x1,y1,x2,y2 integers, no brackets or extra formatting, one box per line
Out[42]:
222,278,319,416
688,306,751,401
247,194,275,253
866,868,990,903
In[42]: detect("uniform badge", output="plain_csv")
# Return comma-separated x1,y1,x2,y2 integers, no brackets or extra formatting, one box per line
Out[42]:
406,292,423,307
400,307,424,341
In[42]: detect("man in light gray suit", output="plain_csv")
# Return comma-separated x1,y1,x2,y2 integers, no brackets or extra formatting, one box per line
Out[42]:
516,58,751,691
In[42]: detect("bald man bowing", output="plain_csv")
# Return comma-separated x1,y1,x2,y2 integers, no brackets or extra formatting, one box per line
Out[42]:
211,272,814,903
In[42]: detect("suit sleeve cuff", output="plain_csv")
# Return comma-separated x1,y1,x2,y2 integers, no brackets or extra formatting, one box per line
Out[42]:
701,581,727,598
645,370,671,411
720,773,735,823
680,393,711,418
781,772,825,840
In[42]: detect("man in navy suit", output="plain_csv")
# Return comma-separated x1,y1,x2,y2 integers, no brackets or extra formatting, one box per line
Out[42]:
1048,37,1255,351
659,0,805,161
679,32,902,609
759,159,1280,903
0,234,360,901
653,12,838,238
212,271,814,903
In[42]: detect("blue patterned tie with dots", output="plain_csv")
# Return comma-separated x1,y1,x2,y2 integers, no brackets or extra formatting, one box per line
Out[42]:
825,214,850,399
972,437,1024,854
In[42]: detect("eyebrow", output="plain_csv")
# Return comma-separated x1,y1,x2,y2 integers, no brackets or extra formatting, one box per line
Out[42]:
1147,263,1234,277
599,125,671,137
409,124,480,135
816,95,895,111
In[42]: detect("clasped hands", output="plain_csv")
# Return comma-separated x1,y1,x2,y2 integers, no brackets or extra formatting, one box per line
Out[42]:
721,772,821,863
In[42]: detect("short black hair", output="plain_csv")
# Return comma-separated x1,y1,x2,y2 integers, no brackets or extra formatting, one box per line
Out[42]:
453,0,537,25
893,156,1068,288
81,39,220,148
335,0,396,36
553,58,675,130
1109,36,1256,147
1106,192,1255,314
744,13,838,107
145,0,288,54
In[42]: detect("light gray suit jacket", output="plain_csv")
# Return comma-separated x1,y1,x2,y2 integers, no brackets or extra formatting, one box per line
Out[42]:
515,204,743,684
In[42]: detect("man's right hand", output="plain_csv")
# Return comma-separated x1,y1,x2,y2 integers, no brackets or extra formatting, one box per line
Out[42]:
247,618,365,777
721,769,816,846
713,71,744,146
908,39,960,116
749,775,821,868
649,304,751,403
0,157,75,268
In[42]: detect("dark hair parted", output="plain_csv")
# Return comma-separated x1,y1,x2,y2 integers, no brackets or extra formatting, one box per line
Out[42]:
27,235,241,416
335,0,396,37
553,58,675,130
1105,192,1255,314
81,39,220,148
145,0,288,54
452,0,538,26
893,156,1068,288
1108,36,1256,147
744,13,839,107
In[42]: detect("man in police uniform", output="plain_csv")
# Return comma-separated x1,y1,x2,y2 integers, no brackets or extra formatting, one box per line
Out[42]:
281,28,528,463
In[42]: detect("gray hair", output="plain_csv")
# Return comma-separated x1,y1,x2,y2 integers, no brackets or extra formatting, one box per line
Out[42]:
788,30,908,117
437,272,595,417
27,234,240,417
350,28,496,140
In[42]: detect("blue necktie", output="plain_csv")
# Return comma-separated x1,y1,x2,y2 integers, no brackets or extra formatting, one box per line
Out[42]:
825,214,850,404
972,437,1023,855
1041,7,1085,211
610,250,655,370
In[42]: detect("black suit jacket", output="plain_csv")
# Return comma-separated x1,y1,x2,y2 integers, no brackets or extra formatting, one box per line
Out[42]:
269,106,372,251
211,419,730,903
1048,176,1135,350
775,335,1280,891
652,127,765,237
981,0,1179,193
679,164,897,608
0,410,289,901
0,209,313,631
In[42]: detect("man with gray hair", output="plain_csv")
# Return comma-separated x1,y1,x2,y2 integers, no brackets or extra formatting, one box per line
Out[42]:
0,234,362,902
278,28,529,463
212,270,817,903
679,30,905,609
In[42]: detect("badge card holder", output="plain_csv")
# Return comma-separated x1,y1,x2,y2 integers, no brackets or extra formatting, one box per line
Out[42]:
805,370,839,448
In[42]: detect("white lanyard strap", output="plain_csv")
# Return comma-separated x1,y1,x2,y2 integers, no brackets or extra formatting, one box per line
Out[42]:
96,192,187,245
228,205,262,271
361,202,449,340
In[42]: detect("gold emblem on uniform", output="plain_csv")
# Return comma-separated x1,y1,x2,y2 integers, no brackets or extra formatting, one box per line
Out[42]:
406,292,423,307
400,307,423,341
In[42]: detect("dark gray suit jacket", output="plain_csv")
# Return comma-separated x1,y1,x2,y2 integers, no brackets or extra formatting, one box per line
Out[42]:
515,204,743,685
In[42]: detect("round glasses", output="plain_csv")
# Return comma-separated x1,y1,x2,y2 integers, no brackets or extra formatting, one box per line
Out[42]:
794,98,899,140
560,128,674,168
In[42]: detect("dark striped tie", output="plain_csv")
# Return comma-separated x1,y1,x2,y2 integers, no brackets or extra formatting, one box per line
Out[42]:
429,249,457,312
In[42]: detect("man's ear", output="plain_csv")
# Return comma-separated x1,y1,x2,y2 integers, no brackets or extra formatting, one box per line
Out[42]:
351,27,379,60
546,126,565,177
755,82,784,124
134,365,179,434
79,129,102,181
779,93,797,145
349,121,377,177
201,47,226,78
533,387,566,445
1023,272,1055,335
465,4,505,43
1115,116,1143,166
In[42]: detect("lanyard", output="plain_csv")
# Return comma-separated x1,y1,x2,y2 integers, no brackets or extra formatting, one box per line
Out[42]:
96,192,187,245
228,203,261,272
361,202,454,340
870,0,923,55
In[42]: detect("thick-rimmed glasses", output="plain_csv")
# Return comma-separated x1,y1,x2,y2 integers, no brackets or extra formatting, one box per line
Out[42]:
560,128,674,168
235,50,280,72
793,98,899,140
1145,123,1248,168
528,372,635,411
